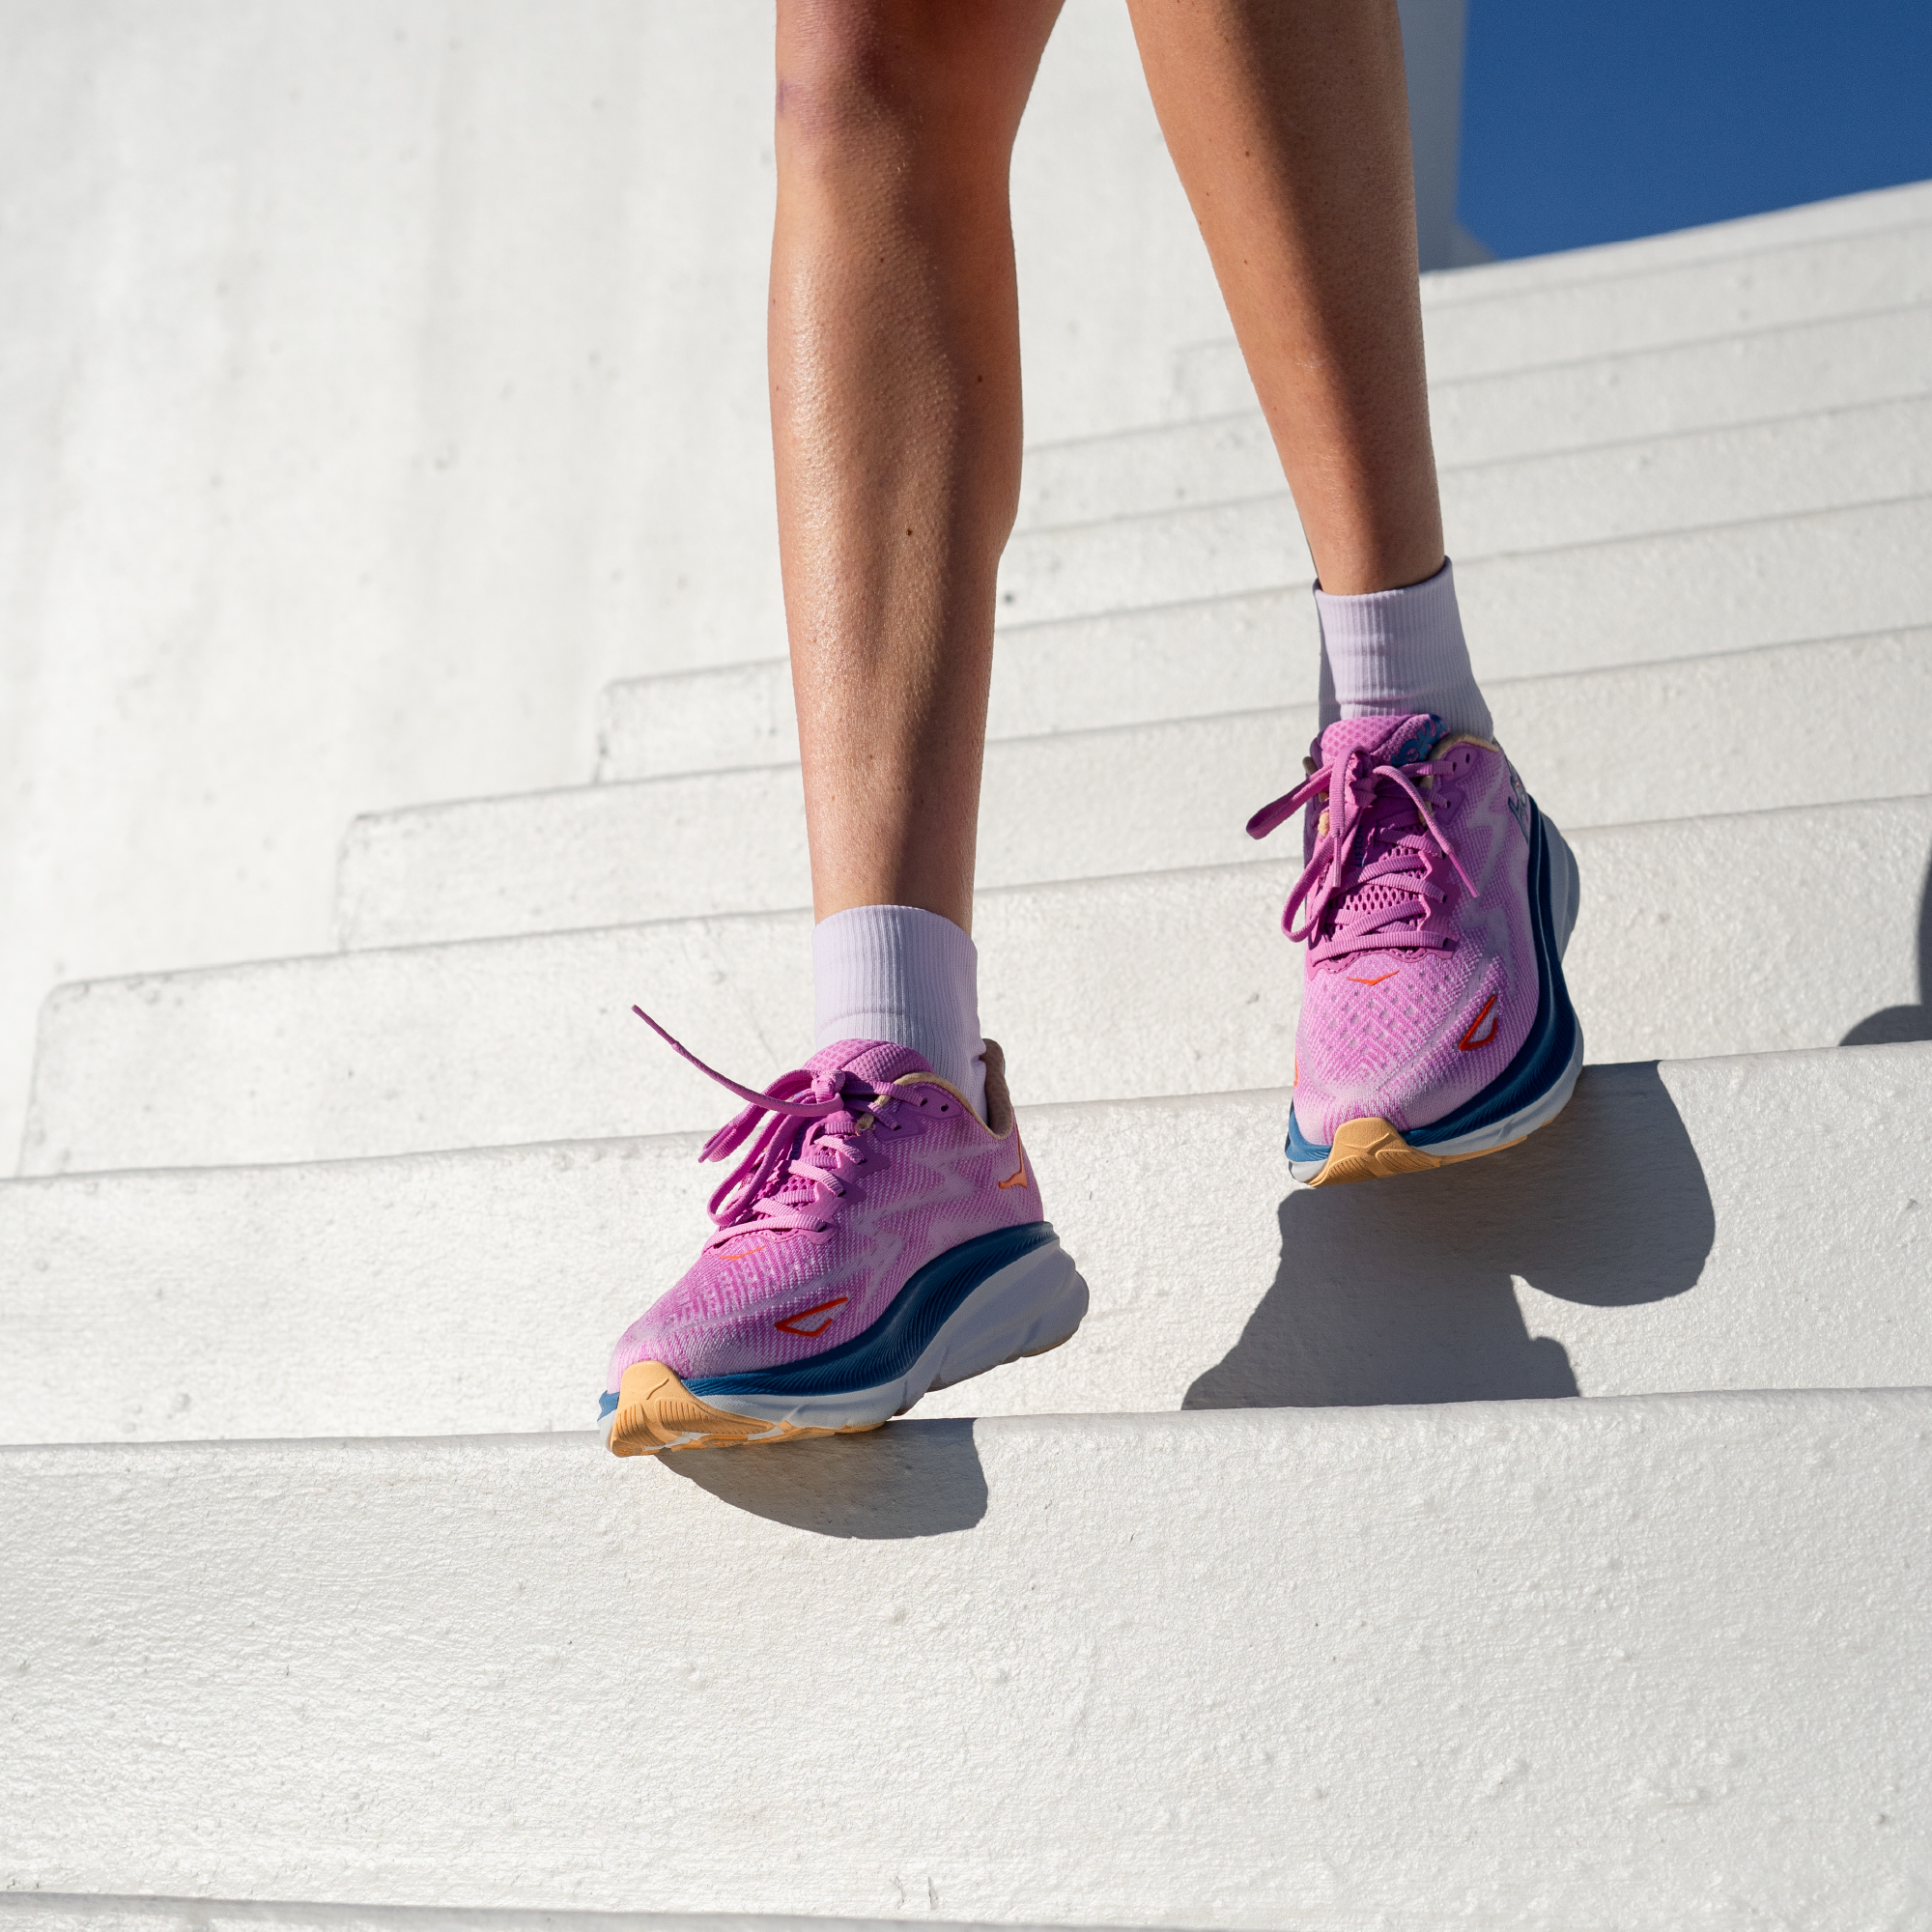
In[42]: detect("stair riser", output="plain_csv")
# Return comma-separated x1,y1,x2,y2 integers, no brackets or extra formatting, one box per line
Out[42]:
23,798,1931,1174
999,397,1932,627
597,496,1932,781
4,1396,1925,1925
1175,217,1932,413
6,1045,1928,1444
348,632,1932,949
1024,304,1932,526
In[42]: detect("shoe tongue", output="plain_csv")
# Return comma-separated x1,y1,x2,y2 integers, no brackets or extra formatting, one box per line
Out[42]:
804,1037,933,1088
1316,712,1442,770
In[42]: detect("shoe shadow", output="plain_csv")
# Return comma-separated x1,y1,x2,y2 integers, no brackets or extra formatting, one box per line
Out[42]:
1183,1062,1717,1409
1841,839,1932,1045
654,1415,988,1538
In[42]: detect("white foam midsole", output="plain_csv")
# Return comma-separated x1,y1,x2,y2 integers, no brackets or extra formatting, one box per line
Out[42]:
676,1238,1089,1437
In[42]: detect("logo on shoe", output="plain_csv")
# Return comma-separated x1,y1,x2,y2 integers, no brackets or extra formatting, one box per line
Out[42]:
1505,764,1530,841
997,1136,1030,1190
1458,994,1500,1050
774,1296,850,1337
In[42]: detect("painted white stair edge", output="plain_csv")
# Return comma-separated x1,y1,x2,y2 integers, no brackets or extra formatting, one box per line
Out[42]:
343,630,1932,950
993,396,1932,628
5,1392,1927,1927
0,1905,1172,1932
1025,302,1932,526
6,1042,1928,1445
23,794,1932,1175
594,494,1932,781
1406,176,1932,309
1178,202,1932,414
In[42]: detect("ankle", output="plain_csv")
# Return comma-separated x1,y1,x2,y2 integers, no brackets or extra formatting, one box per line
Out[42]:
811,904,988,1119
1314,556,1492,742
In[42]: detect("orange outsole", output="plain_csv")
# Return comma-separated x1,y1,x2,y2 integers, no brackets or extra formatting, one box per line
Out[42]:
1304,1114,1523,1186
604,1360,887,1458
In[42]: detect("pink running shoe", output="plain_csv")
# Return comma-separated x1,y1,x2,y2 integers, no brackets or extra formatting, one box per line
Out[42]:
599,1012,1087,1456
1247,713,1583,1186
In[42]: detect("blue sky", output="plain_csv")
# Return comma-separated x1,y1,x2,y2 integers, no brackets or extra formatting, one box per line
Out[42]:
1457,0,1932,257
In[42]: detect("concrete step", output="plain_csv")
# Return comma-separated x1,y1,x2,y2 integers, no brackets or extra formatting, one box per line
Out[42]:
998,396,1932,627
1024,304,1932,526
3,1392,1926,1925
346,630,1932,949
7,1041,1928,1445
595,493,1932,781
0,1905,1089,1932
22,794,1932,1174
1175,209,1932,415
1402,176,1932,307
1020,396,1932,621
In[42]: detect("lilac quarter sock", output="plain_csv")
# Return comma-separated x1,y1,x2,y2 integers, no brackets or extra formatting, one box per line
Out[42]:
812,903,988,1119
1314,556,1492,741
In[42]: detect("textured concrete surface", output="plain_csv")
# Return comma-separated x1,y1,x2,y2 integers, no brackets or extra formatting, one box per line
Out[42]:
0,1905,1146,1932
1175,206,1932,415
1392,176,1932,302
351,630,1932,947
3,1394,1927,1925
595,493,1932,780
8,72,1932,1932
1024,302,1932,525
20,795,1932,1173
997,397,1932,627
4,1044,1928,1444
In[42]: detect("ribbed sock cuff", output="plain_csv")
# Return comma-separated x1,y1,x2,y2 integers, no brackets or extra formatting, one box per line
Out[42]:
811,904,988,1118
1314,556,1492,741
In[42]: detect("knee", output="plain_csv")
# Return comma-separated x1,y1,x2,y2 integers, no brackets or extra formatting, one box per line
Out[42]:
775,0,1021,170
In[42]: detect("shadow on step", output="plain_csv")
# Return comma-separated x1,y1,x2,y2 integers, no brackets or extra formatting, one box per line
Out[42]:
1183,1062,1716,1409
1842,843,1932,1045
655,1415,987,1538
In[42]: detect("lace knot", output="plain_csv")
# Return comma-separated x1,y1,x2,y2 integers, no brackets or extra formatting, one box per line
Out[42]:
1248,741,1477,964
631,1008,899,1242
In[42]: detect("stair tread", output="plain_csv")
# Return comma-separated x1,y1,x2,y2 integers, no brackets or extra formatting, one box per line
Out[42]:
4,1390,1926,1926
21,792,1932,1174
346,630,1932,949
594,494,1932,780
996,396,1932,626
1022,303,1932,524
0,1903,1098,1932
1173,211,1932,413
1405,178,1932,306
6,1042,1928,1444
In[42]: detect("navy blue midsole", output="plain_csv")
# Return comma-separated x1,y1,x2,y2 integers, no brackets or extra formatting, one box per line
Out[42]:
596,1222,1060,1409
1287,800,1578,1164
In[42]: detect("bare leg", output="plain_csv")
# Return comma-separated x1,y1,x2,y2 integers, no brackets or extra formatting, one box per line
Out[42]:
771,0,1064,931
1124,0,1445,595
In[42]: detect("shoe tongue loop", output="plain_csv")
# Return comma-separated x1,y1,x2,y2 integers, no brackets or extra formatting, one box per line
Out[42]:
805,1037,933,1088
1317,711,1442,769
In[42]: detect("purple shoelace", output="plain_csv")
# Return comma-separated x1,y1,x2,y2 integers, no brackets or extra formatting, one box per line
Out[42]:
632,1006,902,1249
1247,742,1478,964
